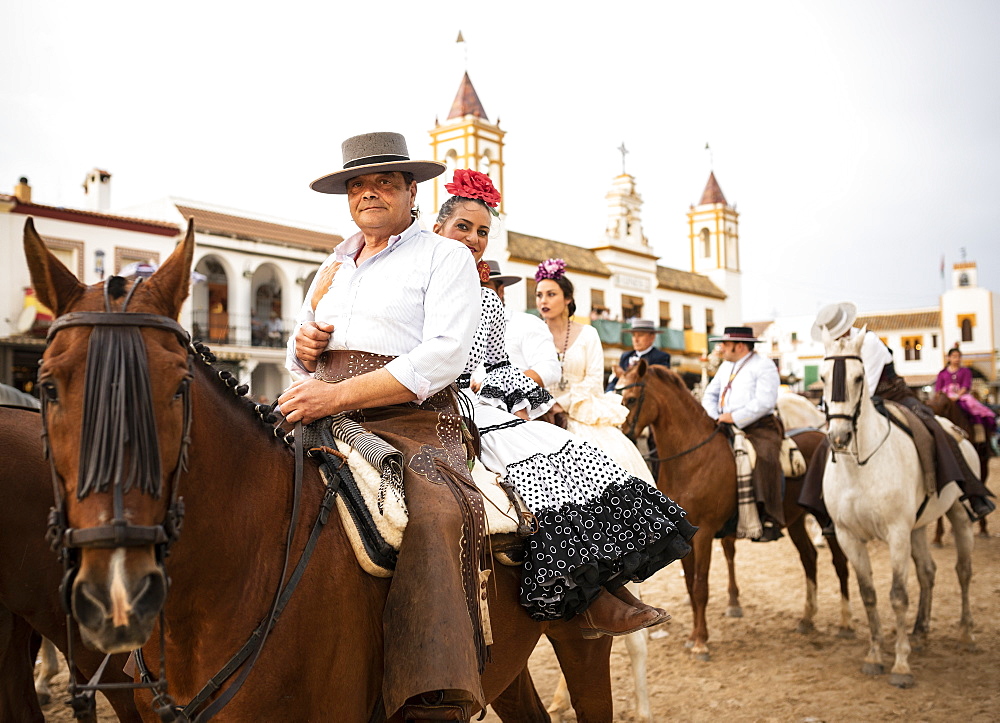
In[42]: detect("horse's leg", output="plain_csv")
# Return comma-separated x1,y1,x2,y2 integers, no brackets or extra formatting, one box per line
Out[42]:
491,666,552,723
685,531,714,661
0,607,44,723
932,517,945,548
886,527,916,688
622,628,651,723
33,637,59,707
784,513,818,633
826,534,854,638
909,525,936,654
545,627,614,723
545,674,569,723
946,500,976,649
837,531,885,677
721,536,742,618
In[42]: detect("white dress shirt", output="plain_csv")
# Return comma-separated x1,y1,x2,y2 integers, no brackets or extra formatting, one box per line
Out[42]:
285,219,481,402
701,351,780,429
504,310,561,389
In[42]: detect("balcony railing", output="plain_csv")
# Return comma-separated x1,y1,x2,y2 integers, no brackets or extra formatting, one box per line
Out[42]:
190,311,292,348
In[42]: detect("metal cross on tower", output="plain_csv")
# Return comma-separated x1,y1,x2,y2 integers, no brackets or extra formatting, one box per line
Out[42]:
617,142,629,175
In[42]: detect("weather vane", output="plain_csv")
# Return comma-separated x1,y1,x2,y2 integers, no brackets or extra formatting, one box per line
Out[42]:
617,142,629,175
705,142,714,170
456,30,467,71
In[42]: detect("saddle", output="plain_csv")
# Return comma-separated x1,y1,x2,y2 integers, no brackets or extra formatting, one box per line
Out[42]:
304,419,530,578
730,429,807,479
875,400,950,497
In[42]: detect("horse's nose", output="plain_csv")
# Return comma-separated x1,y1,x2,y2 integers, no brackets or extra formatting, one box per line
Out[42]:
830,429,852,451
72,568,166,633
131,570,167,621
72,578,108,633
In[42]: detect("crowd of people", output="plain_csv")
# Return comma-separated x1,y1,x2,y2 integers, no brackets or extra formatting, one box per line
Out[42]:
275,130,994,722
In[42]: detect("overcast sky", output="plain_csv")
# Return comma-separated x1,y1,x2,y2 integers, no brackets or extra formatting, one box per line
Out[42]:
3,0,997,321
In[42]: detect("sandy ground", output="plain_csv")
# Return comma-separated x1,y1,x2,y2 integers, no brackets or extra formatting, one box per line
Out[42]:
40,460,999,722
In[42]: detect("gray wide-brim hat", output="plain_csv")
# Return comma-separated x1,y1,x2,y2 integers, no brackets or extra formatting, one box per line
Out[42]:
310,132,446,194
622,319,664,337
811,301,857,342
485,259,521,287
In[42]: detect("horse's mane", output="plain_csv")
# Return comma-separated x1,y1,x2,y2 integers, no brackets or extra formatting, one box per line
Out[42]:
644,365,715,424
190,340,293,445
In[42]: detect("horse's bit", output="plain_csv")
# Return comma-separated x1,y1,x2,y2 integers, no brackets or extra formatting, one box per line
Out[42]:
823,354,890,465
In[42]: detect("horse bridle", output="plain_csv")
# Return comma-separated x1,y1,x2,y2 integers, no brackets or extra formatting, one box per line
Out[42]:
40,278,193,719
616,379,722,463
823,354,890,465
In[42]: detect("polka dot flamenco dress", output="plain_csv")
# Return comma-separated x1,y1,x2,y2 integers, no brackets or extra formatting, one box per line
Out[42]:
459,288,697,620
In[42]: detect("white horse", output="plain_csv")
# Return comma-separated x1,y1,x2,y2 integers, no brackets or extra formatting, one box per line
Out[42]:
776,390,826,431
821,329,977,688
34,637,60,706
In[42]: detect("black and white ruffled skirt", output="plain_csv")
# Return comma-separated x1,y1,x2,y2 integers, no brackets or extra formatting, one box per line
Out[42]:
473,404,696,621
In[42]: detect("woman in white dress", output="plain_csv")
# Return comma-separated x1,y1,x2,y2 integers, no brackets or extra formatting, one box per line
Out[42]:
535,260,653,482
429,172,695,632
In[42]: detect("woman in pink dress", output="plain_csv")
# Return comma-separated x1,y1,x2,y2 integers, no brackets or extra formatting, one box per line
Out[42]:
936,348,996,431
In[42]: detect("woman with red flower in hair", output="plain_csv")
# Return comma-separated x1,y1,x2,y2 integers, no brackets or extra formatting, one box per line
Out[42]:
431,170,696,633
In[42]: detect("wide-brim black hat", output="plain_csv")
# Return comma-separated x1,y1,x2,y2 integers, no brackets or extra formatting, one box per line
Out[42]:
310,132,446,195
710,326,762,344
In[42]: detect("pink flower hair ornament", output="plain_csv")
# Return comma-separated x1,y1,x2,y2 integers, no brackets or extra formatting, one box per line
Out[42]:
534,258,567,282
445,169,501,217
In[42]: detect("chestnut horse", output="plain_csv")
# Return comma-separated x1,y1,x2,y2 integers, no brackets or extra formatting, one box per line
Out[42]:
24,218,618,722
617,360,851,661
928,392,991,541
0,405,140,722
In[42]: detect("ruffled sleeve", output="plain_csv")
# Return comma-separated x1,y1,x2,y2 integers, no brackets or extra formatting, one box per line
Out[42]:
476,289,554,418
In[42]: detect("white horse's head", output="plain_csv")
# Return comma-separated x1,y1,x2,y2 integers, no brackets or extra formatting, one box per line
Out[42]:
821,326,868,451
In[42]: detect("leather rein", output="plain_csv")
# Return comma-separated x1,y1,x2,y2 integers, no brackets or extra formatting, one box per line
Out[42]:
823,354,891,465
41,279,349,722
616,380,722,463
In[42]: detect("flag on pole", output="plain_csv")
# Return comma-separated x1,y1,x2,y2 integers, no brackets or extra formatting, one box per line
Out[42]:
940,254,945,279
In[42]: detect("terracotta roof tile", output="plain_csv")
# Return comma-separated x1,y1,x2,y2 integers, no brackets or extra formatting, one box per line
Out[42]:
175,205,342,252
655,266,727,299
698,172,727,205
5,198,179,236
447,72,488,121
506,232,610,276
855,310,941,332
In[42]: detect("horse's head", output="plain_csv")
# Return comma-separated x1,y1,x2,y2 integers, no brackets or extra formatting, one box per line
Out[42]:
820,326,868,452
618,359,672,443
25,217,195,654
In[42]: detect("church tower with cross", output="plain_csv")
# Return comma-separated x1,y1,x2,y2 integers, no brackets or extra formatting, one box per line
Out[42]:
428,72,506,215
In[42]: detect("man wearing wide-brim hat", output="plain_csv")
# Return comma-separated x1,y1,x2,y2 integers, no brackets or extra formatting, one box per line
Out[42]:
277,132,486,720
606,319,671,393
701,326,785,541
799,302,995,527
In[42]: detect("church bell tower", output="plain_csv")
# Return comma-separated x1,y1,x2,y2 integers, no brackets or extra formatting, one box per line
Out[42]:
688,171,742,323
429,72,506,215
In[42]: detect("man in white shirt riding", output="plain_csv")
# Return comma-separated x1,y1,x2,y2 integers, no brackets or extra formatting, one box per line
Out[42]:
277,132,485,722
701,326,785,541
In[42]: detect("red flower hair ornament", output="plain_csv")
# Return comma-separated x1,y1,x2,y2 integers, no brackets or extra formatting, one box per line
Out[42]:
445,169,501,217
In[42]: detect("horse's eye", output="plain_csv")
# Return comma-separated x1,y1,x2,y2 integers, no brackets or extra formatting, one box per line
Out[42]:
623,396,636,407
855,375,863,385
173,376,192,400
39,381,58,404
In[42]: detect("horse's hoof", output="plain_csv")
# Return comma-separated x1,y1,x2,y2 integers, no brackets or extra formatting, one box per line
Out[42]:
683,639,695,649
36,693,51,707
795,620,815,634
889,673,915,689
836,627,855,639
725,606,743,618
910,636,926,653
693,651,711,662
862,662,884,676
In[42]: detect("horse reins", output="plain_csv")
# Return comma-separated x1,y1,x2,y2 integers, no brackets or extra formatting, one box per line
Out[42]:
616,379,723,463
823,354,891,465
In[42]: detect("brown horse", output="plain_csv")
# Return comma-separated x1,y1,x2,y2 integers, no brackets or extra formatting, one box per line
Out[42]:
617,360,851,661
0,405,140,722
928,392,991,541
23,218,618,721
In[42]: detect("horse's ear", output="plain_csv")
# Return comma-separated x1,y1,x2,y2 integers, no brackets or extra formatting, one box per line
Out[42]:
612,364,625,379
850,326,867,353
144,218,196,318
635,358,648,377
820,326,833,348
23,217,86,316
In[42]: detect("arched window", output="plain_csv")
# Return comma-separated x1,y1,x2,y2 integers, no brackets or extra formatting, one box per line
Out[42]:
961,318,973,342
700,228,711,258
959,272,969,287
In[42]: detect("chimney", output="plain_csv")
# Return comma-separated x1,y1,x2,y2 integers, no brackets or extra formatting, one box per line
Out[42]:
83,168,111,212
14,177,31,204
